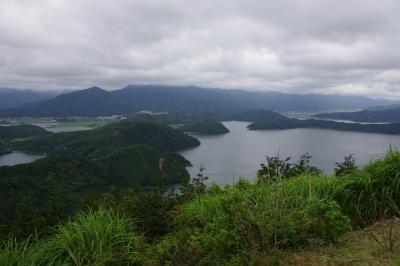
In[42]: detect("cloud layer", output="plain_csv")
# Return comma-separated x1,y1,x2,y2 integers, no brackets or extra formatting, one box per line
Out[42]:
1,0,400,98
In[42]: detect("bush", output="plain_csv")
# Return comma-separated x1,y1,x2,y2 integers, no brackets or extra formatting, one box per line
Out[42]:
155,178,351,265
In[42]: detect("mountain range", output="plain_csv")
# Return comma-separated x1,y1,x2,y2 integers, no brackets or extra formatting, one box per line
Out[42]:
0,88,62,109
0,85,397,117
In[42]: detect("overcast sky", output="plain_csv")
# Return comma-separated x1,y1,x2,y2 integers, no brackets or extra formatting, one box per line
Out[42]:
1,0,400,98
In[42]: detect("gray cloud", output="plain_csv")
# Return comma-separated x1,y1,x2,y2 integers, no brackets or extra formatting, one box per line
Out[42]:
1,0,400,99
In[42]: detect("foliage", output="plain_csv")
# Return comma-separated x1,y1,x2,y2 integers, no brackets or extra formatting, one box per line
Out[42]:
334,154,358,176
155,179,351,265
256,153,322,182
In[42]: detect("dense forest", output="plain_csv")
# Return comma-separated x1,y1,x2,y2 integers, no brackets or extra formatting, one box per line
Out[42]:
178,121,229,135
0,120,200,240
0,125,51,141
0,142,11,155
12,120,200,156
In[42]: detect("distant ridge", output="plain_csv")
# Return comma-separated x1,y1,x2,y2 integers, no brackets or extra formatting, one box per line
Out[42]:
315,107,400,123
0,88,61,109
0,85,397,117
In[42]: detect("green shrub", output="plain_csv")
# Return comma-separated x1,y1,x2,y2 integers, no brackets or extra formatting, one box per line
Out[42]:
333,148,400,225
155,178,351,265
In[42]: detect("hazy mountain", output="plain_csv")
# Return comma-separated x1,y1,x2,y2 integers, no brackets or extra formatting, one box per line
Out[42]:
0,88,62,109
365,104,400,111
314,107,400,123
0,85,397,117
233,109,290,122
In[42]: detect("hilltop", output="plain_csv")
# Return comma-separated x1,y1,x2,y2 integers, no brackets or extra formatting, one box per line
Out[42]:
178,121,229,135
0,124,51,141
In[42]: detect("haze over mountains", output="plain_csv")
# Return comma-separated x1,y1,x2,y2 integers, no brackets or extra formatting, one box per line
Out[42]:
0,88,61,109
0,85,397,117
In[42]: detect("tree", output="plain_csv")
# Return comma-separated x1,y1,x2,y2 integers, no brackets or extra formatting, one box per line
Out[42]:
256,155,294,182
334,154,358,176
294,153,322,176
257,153,322,183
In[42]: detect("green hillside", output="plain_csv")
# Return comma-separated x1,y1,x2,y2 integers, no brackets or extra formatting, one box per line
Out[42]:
0,144,190,238
0,125,50,141
178,121,229,135
13,120,200,156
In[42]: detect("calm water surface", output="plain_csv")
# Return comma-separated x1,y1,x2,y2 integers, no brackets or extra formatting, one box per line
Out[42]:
0,152,44,166
180,121,400,185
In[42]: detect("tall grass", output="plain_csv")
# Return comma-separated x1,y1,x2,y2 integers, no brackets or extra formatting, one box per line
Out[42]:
155,149,400,264
0,208,145,266
0,237,45,266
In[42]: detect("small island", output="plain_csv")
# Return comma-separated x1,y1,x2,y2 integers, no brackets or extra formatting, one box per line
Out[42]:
248,117,400,135
178,121,229,135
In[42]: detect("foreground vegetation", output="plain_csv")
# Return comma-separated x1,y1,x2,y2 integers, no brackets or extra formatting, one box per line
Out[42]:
1,149,400,265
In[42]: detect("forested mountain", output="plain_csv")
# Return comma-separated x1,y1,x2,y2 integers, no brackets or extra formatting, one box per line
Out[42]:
0,145,190,236
0,85,396,117
13,120,200,156
0,125,51,140
0,142,11,155
233,109,290,122
0,119,200,238
314,107,400,123
0,88,60,109
178,121,229,135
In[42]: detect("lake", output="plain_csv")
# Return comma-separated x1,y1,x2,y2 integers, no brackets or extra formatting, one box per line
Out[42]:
180,121,400,185
0,152,45,166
